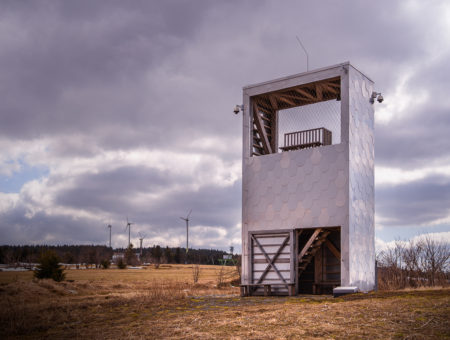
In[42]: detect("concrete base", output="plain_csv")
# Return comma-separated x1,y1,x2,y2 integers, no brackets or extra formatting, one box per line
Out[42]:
333,286,359,298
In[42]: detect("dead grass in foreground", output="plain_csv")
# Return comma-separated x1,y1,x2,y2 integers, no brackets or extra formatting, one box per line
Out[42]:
0,267,449,339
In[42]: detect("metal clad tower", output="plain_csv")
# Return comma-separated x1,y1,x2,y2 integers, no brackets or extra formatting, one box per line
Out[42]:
241,62,375,295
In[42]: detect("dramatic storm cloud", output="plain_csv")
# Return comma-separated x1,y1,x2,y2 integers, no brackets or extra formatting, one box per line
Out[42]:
1,0,449,251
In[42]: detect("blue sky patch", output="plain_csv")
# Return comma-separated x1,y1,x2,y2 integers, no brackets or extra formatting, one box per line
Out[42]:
0,161,49,193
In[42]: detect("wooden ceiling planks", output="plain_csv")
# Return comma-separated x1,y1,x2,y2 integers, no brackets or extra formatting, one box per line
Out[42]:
250,76,340,156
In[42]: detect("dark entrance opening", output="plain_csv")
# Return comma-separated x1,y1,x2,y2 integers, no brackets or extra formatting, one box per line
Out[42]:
296,227,341,294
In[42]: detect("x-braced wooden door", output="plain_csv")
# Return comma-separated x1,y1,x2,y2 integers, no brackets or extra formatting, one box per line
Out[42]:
249,230,295,295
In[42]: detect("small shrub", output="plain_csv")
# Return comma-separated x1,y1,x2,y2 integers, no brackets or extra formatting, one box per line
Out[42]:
34,250,66,282
100,259,110,269
117,258,126,269
192,265,200,283
216,266,225,287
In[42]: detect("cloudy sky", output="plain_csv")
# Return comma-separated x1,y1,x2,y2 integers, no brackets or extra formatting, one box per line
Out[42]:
1,0,449,252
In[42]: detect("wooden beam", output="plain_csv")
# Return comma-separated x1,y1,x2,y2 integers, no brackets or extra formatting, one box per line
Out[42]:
278,95,297,107
289,230,295,293
322,83,338,95
298,228,322,261
327,82,340,89
252,103,272,154
325,239,341,260
294,88,315,100
315,84,323,101
314,244,323,285
257,104,273,115
269,94,278,110
277,93,316,106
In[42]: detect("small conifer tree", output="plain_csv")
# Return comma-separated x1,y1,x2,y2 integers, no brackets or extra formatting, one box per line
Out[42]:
125,244,138,266
100,259,110,269
34,250,66,282
116,257,126,269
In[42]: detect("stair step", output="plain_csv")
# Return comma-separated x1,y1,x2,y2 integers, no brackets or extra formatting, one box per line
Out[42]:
260,115,271,123
298,230,334,279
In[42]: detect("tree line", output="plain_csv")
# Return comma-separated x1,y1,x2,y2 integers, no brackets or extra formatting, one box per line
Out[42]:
377,235,449,289
0,244,234,266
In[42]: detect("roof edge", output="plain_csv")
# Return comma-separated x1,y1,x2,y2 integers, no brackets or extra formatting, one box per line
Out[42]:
243,61,373,90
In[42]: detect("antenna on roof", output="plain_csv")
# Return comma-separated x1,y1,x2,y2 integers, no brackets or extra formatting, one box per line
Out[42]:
180,209,192,264
296,35,309,71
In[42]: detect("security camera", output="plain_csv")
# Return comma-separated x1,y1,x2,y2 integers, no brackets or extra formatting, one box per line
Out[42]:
370,91,383,104
233,105,242,114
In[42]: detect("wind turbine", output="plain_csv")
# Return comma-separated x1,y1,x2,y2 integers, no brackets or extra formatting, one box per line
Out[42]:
180,209,192,264
107,224,112,248
138,232,146,256
125,217,134,248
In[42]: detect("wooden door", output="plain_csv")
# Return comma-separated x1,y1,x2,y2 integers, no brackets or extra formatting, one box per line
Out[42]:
249,230,295,295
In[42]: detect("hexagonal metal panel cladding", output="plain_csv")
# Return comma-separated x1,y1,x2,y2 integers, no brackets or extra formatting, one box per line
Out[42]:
240,62,375,296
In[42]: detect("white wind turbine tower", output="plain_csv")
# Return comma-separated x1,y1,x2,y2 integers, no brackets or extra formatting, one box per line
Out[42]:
138,232,146,257
107,224,112,248
180,209,192,264
125,217,134,248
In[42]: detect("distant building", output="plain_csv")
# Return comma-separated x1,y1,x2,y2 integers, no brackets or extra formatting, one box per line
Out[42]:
112,253,124,262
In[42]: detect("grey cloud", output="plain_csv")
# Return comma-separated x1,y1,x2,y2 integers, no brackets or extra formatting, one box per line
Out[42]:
147,181,242,229
104,179,242,236
56,166,176,213
0,204,106,245
0,174,241,247
376,174,450,226
0,0,216,139
376,107,450,168
374,49,450,168
55,163,241,230
1,1,449,248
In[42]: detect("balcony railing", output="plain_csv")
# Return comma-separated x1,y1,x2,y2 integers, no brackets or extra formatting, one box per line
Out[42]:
280,127,332,151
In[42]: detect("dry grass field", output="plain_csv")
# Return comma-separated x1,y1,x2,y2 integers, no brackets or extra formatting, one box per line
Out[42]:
1,265,449,339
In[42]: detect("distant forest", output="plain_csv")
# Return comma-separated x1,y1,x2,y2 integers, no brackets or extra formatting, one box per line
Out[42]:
0,244,238,266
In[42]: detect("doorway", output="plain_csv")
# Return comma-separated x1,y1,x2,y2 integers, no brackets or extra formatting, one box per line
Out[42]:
296,227,341,294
